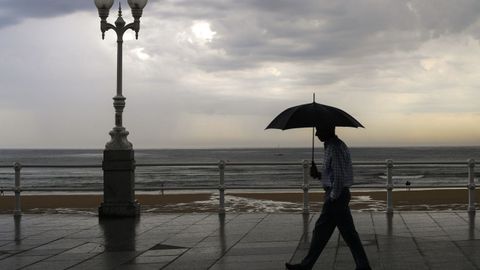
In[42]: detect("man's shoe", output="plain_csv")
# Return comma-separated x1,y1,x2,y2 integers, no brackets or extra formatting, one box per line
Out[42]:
285,262,304,270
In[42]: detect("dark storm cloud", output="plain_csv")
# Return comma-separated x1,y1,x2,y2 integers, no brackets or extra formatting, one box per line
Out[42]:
0,0,92,28
151,0,480,72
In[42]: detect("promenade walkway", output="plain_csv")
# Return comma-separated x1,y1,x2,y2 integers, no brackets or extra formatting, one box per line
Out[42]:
0,211,478,270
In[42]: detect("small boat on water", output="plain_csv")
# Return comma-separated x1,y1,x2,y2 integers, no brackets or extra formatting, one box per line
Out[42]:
274,146,283,156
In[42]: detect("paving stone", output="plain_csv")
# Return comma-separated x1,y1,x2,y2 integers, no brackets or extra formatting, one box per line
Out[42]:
0,255,49,269
68,251,141,270
116,263,169,270
132,254,178,264
22,260,81,270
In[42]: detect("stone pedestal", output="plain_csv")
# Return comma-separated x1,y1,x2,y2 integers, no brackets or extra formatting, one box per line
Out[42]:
99,149,140,217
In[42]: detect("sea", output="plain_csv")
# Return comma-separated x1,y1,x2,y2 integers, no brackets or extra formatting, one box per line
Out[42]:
0,147,478,192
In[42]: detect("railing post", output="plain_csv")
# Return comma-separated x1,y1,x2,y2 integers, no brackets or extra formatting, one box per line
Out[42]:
468,159,476,213
218,160,226,215
302,160,310,214
386,159,394,214
13,162,22,217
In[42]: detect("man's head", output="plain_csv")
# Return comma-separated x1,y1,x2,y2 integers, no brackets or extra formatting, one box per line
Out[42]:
315,125,336,142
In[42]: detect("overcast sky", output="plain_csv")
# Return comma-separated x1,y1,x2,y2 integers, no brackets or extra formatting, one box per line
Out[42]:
1,0,479,148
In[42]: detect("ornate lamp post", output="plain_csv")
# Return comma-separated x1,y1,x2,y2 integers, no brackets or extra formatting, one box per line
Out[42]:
94,0,148,217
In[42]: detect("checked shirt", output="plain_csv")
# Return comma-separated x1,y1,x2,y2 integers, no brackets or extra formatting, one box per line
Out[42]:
320,136,354,200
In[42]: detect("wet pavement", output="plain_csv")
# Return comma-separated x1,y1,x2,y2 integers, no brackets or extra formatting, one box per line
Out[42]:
0,211,479,269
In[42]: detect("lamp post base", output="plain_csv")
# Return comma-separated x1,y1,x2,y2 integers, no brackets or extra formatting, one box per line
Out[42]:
99,201,140,217
99,149,140,217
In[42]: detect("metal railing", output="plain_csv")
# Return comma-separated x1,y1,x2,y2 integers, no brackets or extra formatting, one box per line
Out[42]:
0,159,476,216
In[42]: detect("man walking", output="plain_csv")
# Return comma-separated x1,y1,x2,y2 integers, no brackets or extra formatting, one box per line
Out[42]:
286,125,371,270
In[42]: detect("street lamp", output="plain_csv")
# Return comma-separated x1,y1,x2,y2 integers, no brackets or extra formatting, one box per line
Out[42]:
94,0,148,217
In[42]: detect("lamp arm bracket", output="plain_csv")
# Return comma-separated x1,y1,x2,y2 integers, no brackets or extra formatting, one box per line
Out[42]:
123,22,140,39
101,21,116,39
123,22,137,32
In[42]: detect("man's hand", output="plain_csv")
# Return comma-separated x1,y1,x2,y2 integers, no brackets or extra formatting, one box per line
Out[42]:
310,161,321,179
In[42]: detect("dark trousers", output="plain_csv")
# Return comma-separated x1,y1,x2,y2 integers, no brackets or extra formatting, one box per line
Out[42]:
300,188,371,270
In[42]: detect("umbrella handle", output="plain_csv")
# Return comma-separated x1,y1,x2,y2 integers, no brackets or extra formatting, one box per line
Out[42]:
311,92,315,162
311,126,315,162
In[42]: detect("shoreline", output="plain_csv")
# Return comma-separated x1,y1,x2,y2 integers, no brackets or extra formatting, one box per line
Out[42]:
0,188,480,213
0,189,478,213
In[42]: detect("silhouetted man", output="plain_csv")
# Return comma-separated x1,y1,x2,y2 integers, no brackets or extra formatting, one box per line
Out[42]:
286,126,371,270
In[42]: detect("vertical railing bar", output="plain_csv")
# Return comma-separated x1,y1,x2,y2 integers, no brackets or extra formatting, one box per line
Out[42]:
386,159,394,214
468,159,476,213
218,160,225,215
14,162,22,217
302,160,310,214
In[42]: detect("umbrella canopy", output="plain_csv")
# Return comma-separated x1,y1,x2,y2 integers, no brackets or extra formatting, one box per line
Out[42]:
266,100,364,162
265,102,364,130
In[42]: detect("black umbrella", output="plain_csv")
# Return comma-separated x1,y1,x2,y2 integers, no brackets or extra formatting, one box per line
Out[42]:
266,95,364,162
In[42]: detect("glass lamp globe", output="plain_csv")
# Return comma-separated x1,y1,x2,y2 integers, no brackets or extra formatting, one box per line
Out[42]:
94,0,114,9
127,0,148,9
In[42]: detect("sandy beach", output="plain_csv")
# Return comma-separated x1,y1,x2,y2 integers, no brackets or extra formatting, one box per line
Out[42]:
0,188,478,213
